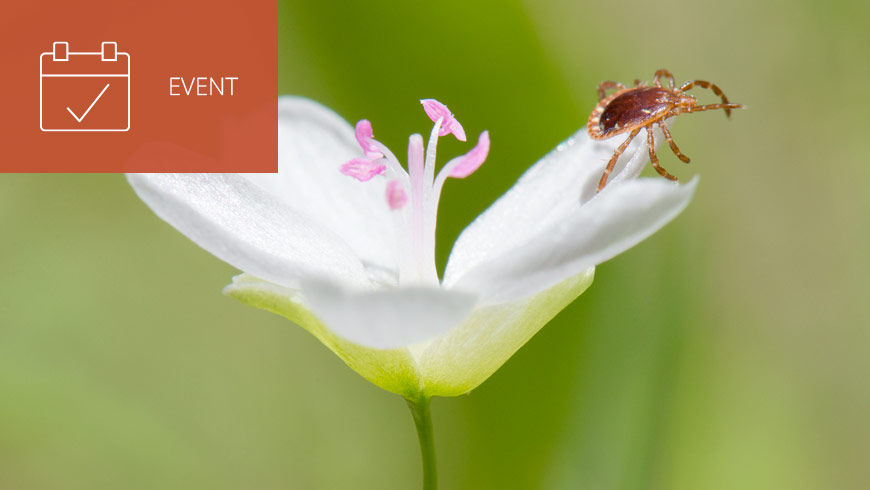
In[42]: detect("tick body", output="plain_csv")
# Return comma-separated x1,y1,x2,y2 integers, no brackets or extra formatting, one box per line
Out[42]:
588,69,744,192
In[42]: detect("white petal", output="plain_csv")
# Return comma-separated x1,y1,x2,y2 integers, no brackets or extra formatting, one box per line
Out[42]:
128,173,371,289
452,177,698,303
301,279,478,349
242,96,398,283
443,126,650,287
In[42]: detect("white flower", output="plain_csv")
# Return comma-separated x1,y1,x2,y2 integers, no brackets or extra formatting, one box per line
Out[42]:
127,96,696,398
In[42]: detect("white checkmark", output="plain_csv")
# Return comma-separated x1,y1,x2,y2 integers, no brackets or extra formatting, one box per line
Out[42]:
67,83,111,123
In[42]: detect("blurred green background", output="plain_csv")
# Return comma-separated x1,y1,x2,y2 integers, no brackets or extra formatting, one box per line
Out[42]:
2,0,868,488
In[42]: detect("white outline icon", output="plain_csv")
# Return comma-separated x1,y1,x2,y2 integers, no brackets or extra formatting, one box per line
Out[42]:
40,42,131,132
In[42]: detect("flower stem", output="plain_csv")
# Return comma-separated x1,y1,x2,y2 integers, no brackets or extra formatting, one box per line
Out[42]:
405,396,437,490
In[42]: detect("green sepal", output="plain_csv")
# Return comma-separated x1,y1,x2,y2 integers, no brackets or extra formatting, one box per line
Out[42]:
224,275,423,398
224,269,594,398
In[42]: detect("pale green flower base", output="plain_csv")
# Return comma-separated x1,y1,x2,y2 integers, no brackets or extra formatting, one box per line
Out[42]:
224,269,594,399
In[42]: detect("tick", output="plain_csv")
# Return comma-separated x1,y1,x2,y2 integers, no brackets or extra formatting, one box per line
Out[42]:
587,69,744,192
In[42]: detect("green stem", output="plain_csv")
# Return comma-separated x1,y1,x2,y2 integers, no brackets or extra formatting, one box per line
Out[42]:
405,396,437,490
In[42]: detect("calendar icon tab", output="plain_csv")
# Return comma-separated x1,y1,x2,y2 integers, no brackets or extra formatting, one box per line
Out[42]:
1,0,277,172
40,41,131,132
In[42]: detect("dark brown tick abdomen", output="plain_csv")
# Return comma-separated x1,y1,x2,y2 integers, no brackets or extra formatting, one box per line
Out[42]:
599,87,673,137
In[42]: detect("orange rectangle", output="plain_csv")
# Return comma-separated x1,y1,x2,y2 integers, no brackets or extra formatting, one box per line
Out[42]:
1,1,278,172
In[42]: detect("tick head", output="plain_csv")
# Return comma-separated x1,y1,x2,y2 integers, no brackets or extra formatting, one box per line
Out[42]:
676,93,697,109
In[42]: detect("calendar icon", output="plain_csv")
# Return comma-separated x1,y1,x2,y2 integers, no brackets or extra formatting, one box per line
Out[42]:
40,42,130,132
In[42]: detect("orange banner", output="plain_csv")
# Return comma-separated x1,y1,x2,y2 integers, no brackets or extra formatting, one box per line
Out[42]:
1,1,277,172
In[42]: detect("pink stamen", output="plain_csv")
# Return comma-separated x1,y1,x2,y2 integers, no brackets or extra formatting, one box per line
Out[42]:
449,131,490,179
386,180,408,210
338,101,490,286
340,158,386,182
355,119,383,159
420,99,466,141
407,134,426,268
408,134,425,194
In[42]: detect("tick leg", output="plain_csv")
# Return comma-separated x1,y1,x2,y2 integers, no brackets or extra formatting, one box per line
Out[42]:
597,128,641,192
657,121,690,164
676,103,745,116
647,127,678,181
654,69,676,90
597,81,627,100
678,80,734,117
